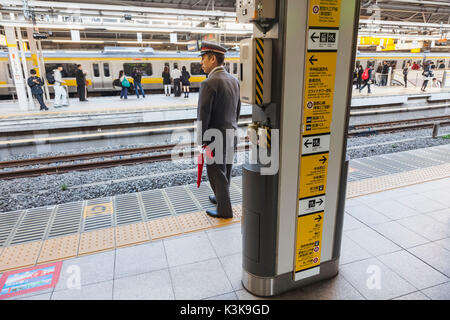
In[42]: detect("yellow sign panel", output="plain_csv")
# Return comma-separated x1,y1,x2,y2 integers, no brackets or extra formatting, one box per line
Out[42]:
303,51,337,135
298,152,329,199
83,202,114,218
308,0,341,28
295,212,324,272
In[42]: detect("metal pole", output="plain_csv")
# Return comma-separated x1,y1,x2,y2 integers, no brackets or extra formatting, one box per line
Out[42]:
5,26,29,111
36,39,50,101
16,26,35,110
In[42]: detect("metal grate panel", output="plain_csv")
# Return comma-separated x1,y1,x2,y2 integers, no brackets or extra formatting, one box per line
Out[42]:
165,186,200,214
47,202,83,239
82,197,114,232
230,183,242,204
0,211,23,247
141,189,172,220
9,207,54,245
114,193,144,226
188,183,216,211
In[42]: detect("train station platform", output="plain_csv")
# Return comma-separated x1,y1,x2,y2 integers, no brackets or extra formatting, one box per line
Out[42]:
0,143,449,300
0,86,448,121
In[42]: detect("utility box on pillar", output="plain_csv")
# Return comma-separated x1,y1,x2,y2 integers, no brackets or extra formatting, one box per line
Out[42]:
238,0,361,296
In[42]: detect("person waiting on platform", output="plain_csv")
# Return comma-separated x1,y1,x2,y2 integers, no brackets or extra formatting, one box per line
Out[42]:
170,66,182,97
119,70,130,99
359,63,373,94
403,63,410,88
27,69,48,111
355,65,363,89
375,63,382,85
132,67,145,99
53,64,69,108
75,64,88,102
432,78,441,88
162,66,171,96
181,66,191,98
421,66,433,92
381,61,389,86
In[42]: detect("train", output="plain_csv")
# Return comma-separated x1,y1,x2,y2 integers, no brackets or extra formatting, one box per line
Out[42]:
0,47,449,97
0,47,240,97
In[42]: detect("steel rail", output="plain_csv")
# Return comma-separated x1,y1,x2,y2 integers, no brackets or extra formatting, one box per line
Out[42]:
0,144,249,180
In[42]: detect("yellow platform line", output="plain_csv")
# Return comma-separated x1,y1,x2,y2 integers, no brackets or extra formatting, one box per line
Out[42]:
0,103,197,119
0,164,449,273
347,162,450,198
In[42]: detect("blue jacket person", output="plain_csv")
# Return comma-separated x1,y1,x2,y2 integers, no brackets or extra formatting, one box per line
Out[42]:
27,69,48,110
197,41,241,219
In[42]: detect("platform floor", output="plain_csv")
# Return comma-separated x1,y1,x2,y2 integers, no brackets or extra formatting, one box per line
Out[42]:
1,85,449,120
351,84,448,97
0,93,200,119
1,144,449,300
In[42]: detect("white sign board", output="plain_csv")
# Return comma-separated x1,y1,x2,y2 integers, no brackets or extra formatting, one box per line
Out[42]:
71,30,80,42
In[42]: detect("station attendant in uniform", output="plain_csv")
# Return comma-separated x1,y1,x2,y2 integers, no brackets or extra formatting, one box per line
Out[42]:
196,41,241,219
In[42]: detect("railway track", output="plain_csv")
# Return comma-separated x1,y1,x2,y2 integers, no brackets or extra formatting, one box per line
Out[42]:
348,115,450,136
0,142,249,180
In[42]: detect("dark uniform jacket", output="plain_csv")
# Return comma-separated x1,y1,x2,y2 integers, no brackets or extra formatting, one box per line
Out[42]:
197,66,241,150
75,69,86,87
27,76,44,95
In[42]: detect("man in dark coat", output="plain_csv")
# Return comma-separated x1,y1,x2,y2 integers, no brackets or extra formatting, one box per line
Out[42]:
197,41,241,219
75,64,88,101
27,69,48,110
381,61,389,86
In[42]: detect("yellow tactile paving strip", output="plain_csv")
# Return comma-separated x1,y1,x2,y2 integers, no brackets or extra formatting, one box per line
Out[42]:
37,235,80,264
147,216,183,241
0,162,449,273
78,229,115,256
176,211,212,233
0,242,43,272
347,163,450,198
115,223,149,248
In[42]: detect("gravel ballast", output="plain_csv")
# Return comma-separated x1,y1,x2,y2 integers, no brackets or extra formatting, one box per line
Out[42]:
1,128,450,213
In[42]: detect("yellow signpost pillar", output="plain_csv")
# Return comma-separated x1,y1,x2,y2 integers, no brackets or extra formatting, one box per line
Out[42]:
240,0,361,296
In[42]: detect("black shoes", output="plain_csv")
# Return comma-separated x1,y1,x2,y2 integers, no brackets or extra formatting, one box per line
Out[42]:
209,195,217,205
206,209,232,219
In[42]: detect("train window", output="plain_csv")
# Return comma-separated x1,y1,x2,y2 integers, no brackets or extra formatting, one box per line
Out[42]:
123,63,153,76
44,63,78,78
103,63,110,77
225,62,230,73
233,63,237,74
93,63,100,77
7,64,12,79
190,62,205,75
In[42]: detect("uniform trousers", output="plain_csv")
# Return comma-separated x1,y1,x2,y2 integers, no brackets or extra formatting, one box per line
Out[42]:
206,162,233,217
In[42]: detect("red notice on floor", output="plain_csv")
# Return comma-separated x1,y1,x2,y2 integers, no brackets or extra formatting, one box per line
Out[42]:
0,262,62,299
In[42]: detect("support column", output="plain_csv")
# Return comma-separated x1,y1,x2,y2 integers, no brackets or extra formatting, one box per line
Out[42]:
27,27,50,101
16,27,35,110
5,26,29,111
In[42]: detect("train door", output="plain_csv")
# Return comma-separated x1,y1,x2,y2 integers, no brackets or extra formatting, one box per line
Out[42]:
102,63,113,89
92,62,113,90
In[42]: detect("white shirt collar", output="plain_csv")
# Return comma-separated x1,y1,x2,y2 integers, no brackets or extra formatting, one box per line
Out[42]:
208,65,225,77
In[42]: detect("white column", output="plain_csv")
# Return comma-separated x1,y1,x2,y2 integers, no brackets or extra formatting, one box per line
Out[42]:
5,26,29,111
16,27,35,110
27,27,50,101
